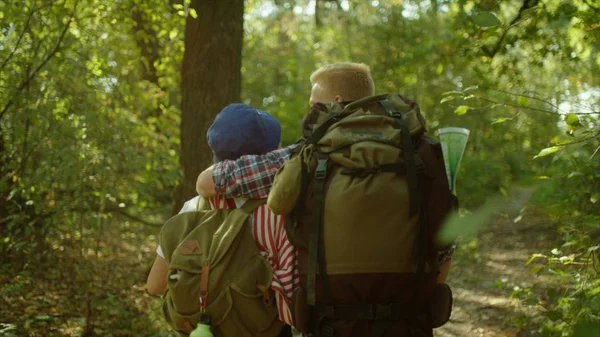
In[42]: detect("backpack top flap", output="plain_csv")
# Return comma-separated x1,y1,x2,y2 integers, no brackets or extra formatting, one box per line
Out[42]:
343,94,426,135
159,198,266,273
207,199,265,266
305,94,426,148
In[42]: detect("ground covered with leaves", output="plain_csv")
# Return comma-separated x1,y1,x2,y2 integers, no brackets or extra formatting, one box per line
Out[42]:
436,211,560,337
0,222,172,337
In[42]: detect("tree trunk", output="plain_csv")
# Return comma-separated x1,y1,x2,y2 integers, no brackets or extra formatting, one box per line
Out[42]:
173,0,244,214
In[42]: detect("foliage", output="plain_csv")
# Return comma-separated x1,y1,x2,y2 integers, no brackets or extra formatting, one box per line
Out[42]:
0,0,599,336
0,0,183,263
1,0,184,334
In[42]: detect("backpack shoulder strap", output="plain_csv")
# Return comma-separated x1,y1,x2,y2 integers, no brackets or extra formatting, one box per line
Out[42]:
208,199,266,265
197,196,212,211
239,198,266,213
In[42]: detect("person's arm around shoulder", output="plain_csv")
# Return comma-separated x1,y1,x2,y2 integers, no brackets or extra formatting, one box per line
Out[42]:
196,165,216,196
196,144,299,199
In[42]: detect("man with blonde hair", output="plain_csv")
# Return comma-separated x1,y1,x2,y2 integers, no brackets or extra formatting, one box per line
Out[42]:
308,62,374,105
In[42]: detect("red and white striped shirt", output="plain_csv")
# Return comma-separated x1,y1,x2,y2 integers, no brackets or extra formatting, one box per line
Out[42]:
158,195,299,326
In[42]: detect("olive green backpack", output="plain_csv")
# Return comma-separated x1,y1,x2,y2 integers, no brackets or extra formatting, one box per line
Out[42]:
268,94,456,336
159,197,284,337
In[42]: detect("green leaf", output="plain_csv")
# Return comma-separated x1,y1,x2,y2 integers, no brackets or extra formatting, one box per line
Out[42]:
564,113,582,127
472,12,501,27
499,186,508,197
586,286,600,296
491,117,511,125
521,6,539,18
533,146,563,159
173,4,184,10
437,195,506,244
591,193,598,204
517,96,529,107
454,105,470,115
35,315,54,322
436,64,444,74
440,96,458,104
189,8,198,19
567,171,583,178
0,323,17,333
169,30,178,40
441,90,464,96
525,253,547,266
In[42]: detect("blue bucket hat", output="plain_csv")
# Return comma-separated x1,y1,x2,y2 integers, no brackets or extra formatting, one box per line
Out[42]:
207,103,281,163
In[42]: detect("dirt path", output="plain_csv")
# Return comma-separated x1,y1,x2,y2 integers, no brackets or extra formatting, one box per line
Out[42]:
434,213,556,337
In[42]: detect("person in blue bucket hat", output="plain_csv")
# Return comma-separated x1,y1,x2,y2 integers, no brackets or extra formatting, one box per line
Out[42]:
207,103,281,163
147,103,296,337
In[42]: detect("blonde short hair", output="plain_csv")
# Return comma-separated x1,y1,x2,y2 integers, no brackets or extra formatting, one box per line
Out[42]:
310,62,375,101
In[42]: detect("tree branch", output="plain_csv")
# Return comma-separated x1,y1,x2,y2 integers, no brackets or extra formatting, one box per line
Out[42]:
560,130,600,147
475,95,599,116
482,87,562,111
0,2,78,122
111,208,164,227
54,205,165,227
474,96,558,115
591,144,600,160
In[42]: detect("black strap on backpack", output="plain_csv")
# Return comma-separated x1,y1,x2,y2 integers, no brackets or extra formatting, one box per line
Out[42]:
307,151,333,306
378,98,429,278
378,99,420,216
303,113,340,307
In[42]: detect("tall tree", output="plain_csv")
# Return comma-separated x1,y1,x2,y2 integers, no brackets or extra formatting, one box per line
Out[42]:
175,0,244,213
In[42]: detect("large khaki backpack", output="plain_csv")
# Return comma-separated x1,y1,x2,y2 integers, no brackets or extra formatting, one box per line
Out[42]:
268,94,456,337
159,197,284,337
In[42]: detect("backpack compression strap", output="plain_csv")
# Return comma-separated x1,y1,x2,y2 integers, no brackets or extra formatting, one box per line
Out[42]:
307,152,333,306
378,98,429,279
379,99,419,217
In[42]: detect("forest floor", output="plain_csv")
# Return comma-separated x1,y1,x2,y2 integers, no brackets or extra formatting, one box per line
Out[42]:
435,209,558,337
0,209,559,337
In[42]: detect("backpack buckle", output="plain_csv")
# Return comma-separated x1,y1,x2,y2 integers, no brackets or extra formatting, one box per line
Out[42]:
320,324,334,337
414,154,429,176
315,158,328,180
